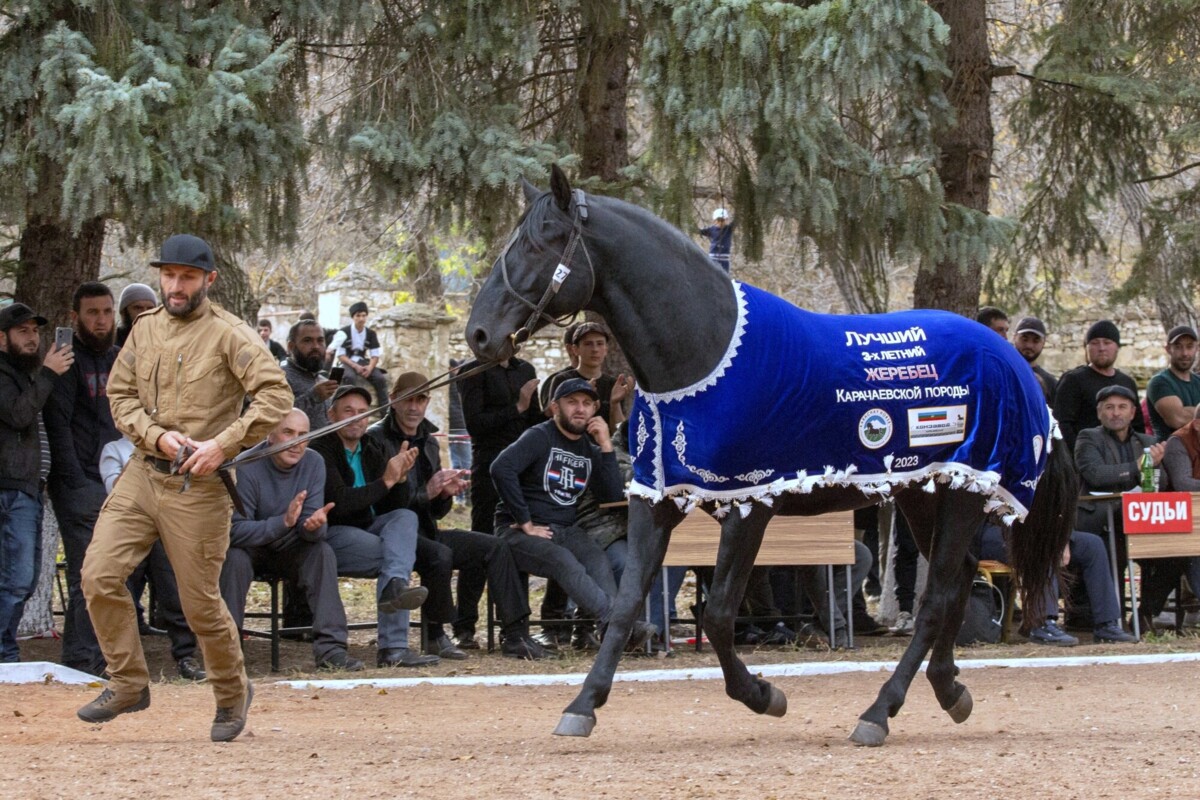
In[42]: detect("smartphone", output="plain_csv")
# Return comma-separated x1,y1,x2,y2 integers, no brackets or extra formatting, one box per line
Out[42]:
328,366,345,382
55,326,73,351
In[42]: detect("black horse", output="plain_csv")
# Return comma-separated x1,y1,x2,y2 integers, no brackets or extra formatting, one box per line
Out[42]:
466,166,1076,746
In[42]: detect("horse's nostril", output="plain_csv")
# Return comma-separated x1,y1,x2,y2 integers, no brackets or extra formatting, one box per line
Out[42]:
472,327,489,349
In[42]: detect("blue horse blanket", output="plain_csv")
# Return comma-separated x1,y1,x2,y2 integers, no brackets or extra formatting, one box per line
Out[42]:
628,283,1053,522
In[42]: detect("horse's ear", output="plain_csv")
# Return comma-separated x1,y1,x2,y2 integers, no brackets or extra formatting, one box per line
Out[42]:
549,164,572,213
521,178,540,205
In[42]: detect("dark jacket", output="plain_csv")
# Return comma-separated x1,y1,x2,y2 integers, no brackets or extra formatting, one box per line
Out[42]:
1075,425,1155,534
0,351,56,497
458,357,541,459
42,334,119,489
367,413,450,538
310,431,409,529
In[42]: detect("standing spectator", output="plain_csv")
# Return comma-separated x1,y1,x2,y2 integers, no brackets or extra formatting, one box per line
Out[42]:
257,318,288,363
976,306,1010,338
1013,316,1058,404
42,282,119,676
1053,320,1144,453
284,318,338,430
333,301,389,408
78,234,292,742
115,283,157,348
538,323,582,411
0,303,72,663
1146,325,1200,442
455,354,541,647
698,207,735,273
543,322,631,433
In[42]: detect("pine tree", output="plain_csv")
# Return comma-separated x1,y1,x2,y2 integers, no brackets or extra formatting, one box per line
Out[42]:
0,1,369,323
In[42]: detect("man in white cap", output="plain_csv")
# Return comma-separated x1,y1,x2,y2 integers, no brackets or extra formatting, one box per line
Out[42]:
698,207,735,273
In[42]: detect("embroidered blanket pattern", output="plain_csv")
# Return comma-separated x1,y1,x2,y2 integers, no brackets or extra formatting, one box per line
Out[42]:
628,283,1053,524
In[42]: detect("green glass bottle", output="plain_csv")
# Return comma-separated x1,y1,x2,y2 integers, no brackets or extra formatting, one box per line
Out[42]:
1141,448,1155,492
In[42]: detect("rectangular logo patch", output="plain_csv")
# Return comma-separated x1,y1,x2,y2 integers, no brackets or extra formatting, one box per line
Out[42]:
907,405,967,447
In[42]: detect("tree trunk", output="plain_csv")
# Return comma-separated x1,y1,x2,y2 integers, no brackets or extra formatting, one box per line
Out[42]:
913,0,993,315
209,254,259,323
17,503,61,640
408,231,443,305
15,215,106,331
576,7,631,184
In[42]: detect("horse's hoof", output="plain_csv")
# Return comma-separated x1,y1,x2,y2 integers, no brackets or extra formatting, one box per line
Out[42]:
553,713,596,738
849,720,888,747
764,685,788,717
947,687,973,724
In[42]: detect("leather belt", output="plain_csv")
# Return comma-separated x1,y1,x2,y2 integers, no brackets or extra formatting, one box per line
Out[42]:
145,455,174,474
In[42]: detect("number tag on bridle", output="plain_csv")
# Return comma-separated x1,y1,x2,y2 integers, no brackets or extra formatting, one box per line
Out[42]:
552,263,571,288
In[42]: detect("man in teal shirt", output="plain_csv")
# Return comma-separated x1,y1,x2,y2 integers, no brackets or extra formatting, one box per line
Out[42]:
1147,325,1200,441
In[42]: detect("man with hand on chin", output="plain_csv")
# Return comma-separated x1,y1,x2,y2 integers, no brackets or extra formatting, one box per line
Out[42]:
491,378,656,650
79,234,292,743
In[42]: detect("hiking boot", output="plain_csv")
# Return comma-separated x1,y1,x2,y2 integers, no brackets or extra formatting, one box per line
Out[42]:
77,686,150,723
211,683,254,742
890,611,915,636
316,650,366,671
378,578,428,614
1093,621,1138,644
1028,620,1078,647
502,633,550,661
177,656,206,682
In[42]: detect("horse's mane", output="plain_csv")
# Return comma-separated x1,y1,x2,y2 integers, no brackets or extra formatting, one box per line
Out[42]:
515,192,565,253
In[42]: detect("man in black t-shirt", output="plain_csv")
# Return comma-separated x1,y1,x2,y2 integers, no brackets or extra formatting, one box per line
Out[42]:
1053,320,1145,453
491,378,655,649
1013,316,1058,404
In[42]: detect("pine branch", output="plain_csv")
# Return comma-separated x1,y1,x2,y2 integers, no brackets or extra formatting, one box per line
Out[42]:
1133,161,1200,185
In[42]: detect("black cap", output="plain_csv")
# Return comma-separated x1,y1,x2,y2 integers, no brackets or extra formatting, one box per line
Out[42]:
1167,325,1198,345
348,301,369,316
552,377,600,402
1096,385,1138,405
331,384,372,405
0,303,48,331
571,321,610,345
1085,319,1121,346
1014,316,1046,339
150,234,216,272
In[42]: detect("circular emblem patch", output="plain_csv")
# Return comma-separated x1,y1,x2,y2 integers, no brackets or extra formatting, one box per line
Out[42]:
858,408,893,450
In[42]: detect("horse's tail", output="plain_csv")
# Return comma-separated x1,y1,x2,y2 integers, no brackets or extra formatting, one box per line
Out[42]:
1006,439,1078,627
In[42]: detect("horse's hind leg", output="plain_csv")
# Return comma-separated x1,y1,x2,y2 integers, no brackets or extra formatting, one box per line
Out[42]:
705,504,786,717
850,490,982,746
555,498,681,737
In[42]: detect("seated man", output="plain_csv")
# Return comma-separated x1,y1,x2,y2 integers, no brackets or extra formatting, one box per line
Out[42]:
1152,404,1200,608
332,301,389,408
368,372,547,660
311,385,437,667
491,378,655,650
284,318,337,430
221,409,364,671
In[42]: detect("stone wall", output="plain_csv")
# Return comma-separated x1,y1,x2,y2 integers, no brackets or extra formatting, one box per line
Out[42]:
1035,316,1171,387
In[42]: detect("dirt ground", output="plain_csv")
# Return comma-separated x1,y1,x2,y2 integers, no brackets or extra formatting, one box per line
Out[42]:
4,648,1200,799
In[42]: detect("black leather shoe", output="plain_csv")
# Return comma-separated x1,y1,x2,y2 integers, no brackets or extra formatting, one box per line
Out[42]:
378,578,429,614
426,633,468,660
177,656,207,682
316,650,366,671
138,621,168,637
571,627,601,651
377,648,440,668
452,633,481,650
501,634,550,660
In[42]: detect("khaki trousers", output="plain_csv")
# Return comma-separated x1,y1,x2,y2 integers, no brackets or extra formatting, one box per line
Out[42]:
83,459,246,705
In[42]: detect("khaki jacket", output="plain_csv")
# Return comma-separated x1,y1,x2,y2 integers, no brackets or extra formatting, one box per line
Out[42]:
109,298,293,460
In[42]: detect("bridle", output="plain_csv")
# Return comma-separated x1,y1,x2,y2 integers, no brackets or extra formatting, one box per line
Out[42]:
495,188,595,350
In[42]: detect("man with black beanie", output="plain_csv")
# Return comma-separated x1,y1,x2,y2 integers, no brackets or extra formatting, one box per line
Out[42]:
1053,319,1145,454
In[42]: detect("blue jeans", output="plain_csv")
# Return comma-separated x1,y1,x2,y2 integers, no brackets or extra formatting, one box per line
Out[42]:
326,509,420,651
0,489,43,661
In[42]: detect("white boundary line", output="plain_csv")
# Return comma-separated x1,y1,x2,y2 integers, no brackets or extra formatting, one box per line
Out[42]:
280,651,1200,691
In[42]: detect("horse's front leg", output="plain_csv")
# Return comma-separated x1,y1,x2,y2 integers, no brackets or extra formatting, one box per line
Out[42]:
554,498,680,737
704,505,786,717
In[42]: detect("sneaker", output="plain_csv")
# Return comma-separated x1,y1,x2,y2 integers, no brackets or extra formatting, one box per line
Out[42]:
378,578,428,614
177,656,206,682
77,686,151,723
890,611,915,636
502,633,550,660
1028,620,1079,647
1092,621,1138,644
211,683,253,742
316,650,366,671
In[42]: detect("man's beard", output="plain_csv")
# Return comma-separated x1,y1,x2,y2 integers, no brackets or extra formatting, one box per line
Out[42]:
8,349,41,373
165,283,208,318
292,349,324,373
76,324,115,353
555,408,589,436
1018,348,1038,364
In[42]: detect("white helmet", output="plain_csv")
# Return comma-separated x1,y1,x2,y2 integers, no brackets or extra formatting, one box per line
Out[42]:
712,208,729,220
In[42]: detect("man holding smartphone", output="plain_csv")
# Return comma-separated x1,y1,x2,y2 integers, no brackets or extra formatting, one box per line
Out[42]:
284,318,339,429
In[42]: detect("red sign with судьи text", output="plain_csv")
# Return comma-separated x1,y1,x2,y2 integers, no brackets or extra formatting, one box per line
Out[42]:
1122,491,1193,534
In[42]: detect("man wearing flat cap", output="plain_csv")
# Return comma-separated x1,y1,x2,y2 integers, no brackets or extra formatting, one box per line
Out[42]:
0,303,72,664
1147,325,1200,442
1053,319,1144,454
78,234,293,742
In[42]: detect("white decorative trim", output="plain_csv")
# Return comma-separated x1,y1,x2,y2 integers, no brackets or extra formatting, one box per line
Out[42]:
671,421,730,484
642,282,749,405
634,410,649,459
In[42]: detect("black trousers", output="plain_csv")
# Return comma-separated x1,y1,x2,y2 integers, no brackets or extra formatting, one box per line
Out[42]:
498,524,615,621
422,528,530,633
49,480,106,674
456,455,500,636
220,540,349,662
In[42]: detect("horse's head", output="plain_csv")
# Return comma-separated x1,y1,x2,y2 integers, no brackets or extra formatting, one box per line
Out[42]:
466,165,594,362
